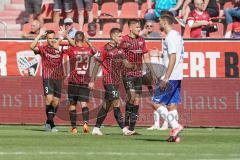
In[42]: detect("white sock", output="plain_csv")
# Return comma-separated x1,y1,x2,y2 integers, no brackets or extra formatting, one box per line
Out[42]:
156,105,168,121
153,111,160,128
167,110,179,129
162,120,168,128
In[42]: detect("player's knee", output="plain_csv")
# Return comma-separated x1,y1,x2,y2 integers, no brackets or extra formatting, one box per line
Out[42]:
52,100,59,107
45,96,53,105
80,102,88,108
78,10,84,15
111,100,120,108
168,104,177,111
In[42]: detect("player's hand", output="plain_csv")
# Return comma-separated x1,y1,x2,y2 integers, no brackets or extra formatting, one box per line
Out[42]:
88,82,95,90
39,28,46,36
159,79,168,91
59,26,67,38
132,64,138,71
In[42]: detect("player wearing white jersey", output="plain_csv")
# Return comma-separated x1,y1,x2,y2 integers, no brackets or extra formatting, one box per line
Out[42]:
151,11,184,142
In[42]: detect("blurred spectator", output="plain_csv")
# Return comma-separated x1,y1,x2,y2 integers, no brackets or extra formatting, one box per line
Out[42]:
224,0,240,25
76,0,94,31
177,0,219,27
169,0,185,17
144,0,177,22
53,0,73,24
22,20,41,39
187,0,212,38
140,21,161,38
24,0,43,25
63,18,78,38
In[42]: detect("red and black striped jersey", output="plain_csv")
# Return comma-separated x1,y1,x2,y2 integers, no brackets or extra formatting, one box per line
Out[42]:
38,45,64,79
99,43,125,85
64,46,94,84
121,35,148,77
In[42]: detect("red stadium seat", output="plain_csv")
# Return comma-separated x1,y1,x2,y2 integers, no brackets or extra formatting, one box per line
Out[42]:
140,2,148,18
209,22,224,38
99,2,118,19
41,3,54,20
119,2,139,19
101,22,120,37
42,23,59,36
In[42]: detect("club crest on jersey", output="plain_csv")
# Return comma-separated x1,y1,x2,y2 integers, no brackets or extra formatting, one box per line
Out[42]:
138,41,143,47
16,51,41,76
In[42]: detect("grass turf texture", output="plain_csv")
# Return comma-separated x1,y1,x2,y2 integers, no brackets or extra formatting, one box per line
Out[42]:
0,125,240,160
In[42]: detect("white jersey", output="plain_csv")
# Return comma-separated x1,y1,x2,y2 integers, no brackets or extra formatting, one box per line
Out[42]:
162,30,184,80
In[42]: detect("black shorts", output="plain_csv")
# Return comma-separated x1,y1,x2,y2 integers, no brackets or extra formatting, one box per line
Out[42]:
104,84,120,101
142,72,152,86
53,0,73,12
68,83,90,104
123,76,142,95
43,79,62,98
25,0,42,14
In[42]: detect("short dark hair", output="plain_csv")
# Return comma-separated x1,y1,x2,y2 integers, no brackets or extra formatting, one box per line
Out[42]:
160,14,175,25
110,28,122,38
45,30,55,35
128,19,140,27
160,10,174,17
75,31,84,41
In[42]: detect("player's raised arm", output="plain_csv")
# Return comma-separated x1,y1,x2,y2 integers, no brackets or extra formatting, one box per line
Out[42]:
30,28,46,53
51,27,66,50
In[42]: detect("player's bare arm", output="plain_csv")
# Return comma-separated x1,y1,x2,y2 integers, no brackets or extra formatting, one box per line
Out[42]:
30,28,46,53
160,53,176,90
143,53,158,82
89,61,100,89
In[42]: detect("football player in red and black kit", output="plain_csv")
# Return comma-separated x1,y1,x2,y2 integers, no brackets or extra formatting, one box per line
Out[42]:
90,28,137,136
121,19,156,134
30,29,65,132
63,31,96,134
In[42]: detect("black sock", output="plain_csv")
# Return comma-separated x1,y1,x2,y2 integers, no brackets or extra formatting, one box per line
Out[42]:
129,105,139,131
95,107,108,128
46,105,51,122
69,110,77,128
53,105,58,118
82,107,89,124
124,103,133,127
47,105,55,128
113,107,124,129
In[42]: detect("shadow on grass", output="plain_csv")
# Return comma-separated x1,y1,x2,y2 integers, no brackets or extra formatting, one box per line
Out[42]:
24,128,68,133
134,138,167,142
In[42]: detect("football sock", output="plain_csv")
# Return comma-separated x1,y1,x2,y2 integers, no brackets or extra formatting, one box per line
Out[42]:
82,107,89,124
47,105,55,128
113,107,124,129
167,110,180,129
129,105,139,131
124,102,132,127
95,107,108,128
153,110,160,128
69,110,77,128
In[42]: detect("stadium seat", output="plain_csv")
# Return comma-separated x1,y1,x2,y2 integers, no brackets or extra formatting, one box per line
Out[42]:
140,2,148,18
101,22,120,37
209,22,224,38
119,2,139,19
83,23,100,37
99,2,118,19
42,23,59,36
41,3,54,20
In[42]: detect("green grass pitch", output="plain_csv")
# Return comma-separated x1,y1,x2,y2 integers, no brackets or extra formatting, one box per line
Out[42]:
0,125,240,160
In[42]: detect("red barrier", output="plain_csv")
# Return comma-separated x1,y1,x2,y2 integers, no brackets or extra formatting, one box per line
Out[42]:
0,40,240,127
